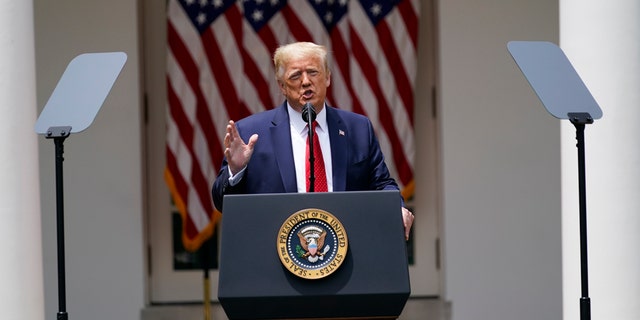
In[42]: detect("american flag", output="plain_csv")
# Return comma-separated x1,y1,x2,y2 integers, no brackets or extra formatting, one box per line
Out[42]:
166,0,420,252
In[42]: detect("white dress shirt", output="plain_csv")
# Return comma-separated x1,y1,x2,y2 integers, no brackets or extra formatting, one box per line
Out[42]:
288,103,333,192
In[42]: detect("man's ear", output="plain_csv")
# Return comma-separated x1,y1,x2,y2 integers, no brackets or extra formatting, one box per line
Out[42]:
278,80,286,94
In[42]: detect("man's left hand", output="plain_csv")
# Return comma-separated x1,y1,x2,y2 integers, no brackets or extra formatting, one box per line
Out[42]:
402,207,414,240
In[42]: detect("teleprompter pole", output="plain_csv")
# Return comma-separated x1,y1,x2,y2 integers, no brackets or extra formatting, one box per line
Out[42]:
47,126,72,320
569,112,593,320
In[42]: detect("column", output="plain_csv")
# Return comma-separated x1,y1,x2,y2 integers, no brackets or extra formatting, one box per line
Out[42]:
561,1,640,319
0,0,45,319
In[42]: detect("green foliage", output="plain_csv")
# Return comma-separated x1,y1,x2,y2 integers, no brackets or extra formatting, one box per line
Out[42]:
296,245,306,258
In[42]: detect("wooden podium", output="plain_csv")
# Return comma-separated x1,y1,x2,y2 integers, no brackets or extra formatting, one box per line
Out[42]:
218,191,411,319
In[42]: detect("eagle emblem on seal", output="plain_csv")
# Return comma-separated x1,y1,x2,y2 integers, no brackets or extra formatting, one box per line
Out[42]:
296,225,331,263
277,208,348,279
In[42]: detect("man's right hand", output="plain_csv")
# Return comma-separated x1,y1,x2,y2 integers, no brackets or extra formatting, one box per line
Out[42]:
224,120,258,175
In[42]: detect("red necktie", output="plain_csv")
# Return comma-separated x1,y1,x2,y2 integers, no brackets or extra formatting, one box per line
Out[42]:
306,121,328,192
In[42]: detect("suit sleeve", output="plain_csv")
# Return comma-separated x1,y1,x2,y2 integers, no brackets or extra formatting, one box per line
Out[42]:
211,164,228,213
211,159,248,213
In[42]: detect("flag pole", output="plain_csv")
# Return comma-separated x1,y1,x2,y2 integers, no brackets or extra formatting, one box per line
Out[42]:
202,238,212,320
204,269,211,320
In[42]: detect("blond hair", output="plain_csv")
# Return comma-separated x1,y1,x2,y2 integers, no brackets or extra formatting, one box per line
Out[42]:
273,42,330,80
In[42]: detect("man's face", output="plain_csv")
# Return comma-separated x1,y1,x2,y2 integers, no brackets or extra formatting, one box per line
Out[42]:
278,54,330,113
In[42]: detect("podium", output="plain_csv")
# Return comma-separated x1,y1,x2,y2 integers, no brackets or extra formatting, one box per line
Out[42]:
218,190,411,319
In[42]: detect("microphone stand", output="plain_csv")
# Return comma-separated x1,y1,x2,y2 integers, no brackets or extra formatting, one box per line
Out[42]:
302,103,317,192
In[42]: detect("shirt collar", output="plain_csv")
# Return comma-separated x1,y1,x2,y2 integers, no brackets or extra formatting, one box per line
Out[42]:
287,102,328,135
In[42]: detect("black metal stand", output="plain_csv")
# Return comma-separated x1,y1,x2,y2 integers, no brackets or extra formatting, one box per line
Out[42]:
569,112,594,320
302,104,317,192
47,126,72,320
306,123,316,192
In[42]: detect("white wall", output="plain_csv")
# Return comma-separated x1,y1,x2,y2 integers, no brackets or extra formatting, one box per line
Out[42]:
0,1,44,319
561,1,640,319
438,0,563,319
34,1,145,319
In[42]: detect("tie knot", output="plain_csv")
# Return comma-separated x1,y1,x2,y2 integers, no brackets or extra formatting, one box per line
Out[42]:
306,121,319,134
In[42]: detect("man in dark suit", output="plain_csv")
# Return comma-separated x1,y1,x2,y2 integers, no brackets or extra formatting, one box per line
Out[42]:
211,41,414,239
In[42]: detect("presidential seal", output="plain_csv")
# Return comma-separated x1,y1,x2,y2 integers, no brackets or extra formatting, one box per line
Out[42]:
277,208,348,280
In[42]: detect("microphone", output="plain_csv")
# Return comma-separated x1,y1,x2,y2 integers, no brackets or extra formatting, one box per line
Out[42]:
302,102,317,122
302,102,317,192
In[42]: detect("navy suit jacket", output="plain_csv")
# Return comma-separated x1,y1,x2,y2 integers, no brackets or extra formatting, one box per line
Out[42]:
212,102,400,212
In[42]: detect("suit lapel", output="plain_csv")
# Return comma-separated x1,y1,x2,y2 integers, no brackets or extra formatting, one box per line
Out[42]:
326,107,348,191
270,103,297,192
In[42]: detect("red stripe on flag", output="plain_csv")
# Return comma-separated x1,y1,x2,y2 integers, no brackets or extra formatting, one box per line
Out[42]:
166,76,216,223
282,5,314,42
165,149,199,238
375,21,414,125
166,77,194,147
242,50,274,111
201,30,249,122
167,22,223,165
330,30,354,110
398,0,419,49
350,31,413,184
